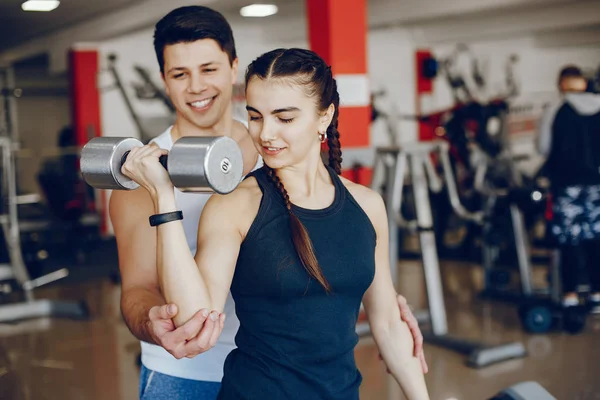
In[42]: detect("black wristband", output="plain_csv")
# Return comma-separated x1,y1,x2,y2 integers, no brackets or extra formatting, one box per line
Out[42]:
149,211,183,227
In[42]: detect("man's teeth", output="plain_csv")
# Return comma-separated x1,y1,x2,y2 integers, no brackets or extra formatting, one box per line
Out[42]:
191,98,213,108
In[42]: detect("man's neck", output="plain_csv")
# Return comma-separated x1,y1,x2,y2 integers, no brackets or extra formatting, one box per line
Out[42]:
171,113,235,142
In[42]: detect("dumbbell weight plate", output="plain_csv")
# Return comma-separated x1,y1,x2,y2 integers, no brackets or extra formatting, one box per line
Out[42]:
168,136,243,194
81,137,144,190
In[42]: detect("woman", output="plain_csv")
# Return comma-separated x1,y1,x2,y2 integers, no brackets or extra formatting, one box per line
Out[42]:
123,48,429,400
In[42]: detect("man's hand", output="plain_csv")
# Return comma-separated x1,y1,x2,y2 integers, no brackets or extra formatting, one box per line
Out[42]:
379,295,428,374
148,304,225,359
397,294,427,374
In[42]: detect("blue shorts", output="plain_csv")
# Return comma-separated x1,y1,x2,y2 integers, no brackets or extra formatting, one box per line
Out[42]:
139,365,222,400
550,185,600,245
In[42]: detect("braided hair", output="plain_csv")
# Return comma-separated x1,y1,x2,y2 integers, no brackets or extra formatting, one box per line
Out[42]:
245,48,342,293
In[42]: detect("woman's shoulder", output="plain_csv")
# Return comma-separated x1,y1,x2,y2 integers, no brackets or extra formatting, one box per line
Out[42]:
339,176,386,226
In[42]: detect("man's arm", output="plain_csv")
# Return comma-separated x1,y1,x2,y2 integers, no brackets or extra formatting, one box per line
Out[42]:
110,188,164,344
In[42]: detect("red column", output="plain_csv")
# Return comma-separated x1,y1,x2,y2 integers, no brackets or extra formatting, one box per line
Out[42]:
69,48,107,233
70,49,102,146
306,0,372,185
415,49,435,141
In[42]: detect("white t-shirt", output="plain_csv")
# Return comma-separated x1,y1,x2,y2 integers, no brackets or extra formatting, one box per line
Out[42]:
141,126,262,381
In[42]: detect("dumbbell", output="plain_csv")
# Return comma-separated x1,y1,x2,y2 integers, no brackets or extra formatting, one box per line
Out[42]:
81,136,243,194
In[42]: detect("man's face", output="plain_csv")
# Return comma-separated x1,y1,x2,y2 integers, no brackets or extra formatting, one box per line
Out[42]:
559,76,587,93
162,39,238,129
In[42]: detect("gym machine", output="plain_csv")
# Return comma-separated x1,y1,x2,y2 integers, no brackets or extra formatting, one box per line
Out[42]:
371,140,527,368
489,381,557,400
0,66,87,322
516,247,591,335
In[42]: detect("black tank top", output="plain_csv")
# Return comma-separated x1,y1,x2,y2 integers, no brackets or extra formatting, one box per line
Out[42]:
218,166,377,400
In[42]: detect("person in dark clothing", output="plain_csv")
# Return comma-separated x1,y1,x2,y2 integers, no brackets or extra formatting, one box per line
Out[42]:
121,48,430,399
537,65,600,308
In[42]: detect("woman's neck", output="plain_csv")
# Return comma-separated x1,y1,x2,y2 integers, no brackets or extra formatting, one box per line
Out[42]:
277,157,332,199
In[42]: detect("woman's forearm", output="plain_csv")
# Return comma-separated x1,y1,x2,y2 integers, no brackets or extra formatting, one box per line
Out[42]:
372,317,430,400
153,191,213,327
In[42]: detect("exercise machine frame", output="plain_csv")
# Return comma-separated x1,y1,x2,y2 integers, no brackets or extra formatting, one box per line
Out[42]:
371,140,526,368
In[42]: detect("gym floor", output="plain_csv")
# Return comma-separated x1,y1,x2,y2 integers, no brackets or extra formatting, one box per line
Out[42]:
0,244,598,400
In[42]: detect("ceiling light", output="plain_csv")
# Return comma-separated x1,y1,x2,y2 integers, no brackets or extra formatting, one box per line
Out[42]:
240,4,278,18
22,0,60,12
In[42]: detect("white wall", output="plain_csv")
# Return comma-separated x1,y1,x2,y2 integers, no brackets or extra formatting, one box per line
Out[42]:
368,27,418,146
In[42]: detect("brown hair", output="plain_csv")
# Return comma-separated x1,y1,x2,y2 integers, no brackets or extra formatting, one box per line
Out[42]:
245,48,343,293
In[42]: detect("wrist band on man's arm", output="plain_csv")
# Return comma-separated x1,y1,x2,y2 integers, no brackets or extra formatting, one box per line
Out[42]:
149,211,183,227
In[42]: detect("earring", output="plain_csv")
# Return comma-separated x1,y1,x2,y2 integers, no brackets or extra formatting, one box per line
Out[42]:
318,131,328,143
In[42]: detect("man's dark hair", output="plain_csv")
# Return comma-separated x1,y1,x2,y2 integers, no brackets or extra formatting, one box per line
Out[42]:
153,6,237,74
558,65,583,82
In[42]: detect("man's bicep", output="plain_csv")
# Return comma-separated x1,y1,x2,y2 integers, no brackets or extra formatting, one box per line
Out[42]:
109,190,159,292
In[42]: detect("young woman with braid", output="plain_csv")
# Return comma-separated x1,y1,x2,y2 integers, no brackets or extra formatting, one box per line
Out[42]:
122,48,430,400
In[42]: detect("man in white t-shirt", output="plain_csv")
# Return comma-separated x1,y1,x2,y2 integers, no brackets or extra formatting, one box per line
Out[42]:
109,6,427,399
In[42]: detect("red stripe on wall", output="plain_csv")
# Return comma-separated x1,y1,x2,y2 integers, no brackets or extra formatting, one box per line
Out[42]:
338,106,371,148
70,50,102,145
415,49,435,141
307,0,367,74
69,49,105,232
329,2,367,74
341,166,373,187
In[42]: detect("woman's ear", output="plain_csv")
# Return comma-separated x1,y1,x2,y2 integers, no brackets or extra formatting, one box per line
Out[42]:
319,103,335,131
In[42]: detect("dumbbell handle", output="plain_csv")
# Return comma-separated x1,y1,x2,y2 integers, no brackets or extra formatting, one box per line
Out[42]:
121,150,169,170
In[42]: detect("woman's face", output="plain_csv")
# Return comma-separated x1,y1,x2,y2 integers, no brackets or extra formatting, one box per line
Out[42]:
245,77,333,170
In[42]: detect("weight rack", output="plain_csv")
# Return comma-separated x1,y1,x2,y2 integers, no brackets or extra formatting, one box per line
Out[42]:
0,66,87,323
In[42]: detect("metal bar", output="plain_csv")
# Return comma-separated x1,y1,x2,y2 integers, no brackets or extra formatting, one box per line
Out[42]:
550,249,562,303
482,196,497,291
6,67,19,143
22,268,69,291
107,55,145,138
424,153,443,193
410,153,448,335
0,265,14,281
385,159,399,287
510,204,533,296
0,299,88,323
0,137,33,300
390,151,417,231
438,142,483,222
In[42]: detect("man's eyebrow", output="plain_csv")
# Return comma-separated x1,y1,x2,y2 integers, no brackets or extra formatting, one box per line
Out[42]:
167,62,220,74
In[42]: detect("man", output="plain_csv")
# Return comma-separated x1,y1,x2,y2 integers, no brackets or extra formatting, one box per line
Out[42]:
536,65,600,309
109,6,427,399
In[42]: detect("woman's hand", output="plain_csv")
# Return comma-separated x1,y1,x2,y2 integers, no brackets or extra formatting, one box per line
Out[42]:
121,143,172,197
